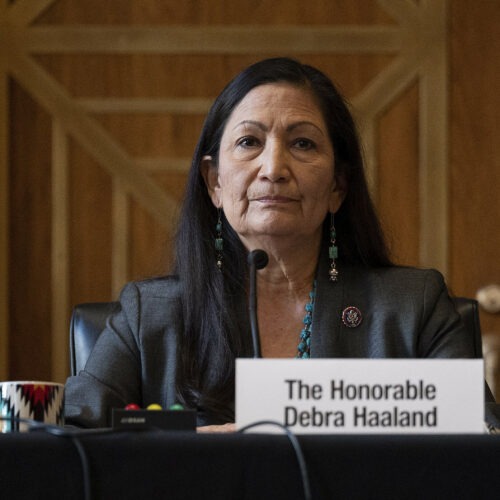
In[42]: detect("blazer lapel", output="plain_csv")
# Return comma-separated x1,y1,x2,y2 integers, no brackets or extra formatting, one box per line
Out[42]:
310,251,346,357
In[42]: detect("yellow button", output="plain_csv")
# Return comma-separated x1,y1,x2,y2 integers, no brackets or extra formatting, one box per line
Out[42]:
146,403,162,411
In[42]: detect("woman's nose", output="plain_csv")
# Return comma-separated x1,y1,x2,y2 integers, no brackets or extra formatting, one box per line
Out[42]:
258,142,290,182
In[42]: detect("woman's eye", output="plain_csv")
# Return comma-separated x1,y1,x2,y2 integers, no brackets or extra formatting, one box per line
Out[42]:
237,136,260,148
293,138,315,150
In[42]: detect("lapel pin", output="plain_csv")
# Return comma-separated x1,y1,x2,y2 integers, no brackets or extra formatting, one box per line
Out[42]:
342,306,362,328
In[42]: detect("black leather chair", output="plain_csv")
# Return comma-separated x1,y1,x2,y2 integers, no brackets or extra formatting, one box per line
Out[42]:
452,296,483,358
69,301,120,376
68,297,494,402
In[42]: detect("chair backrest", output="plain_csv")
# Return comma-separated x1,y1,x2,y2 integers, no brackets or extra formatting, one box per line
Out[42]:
451,297,495,402
452,297,483,358
68,297,486,373
69,301,120,376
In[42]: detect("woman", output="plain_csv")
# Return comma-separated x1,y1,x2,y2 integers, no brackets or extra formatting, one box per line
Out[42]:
65,57,473,429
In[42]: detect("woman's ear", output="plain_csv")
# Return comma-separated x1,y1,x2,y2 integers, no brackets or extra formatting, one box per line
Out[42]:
200,155,222,208
329,174,347,214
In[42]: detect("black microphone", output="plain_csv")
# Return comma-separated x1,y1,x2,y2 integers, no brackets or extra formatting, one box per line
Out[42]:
247,249,269,358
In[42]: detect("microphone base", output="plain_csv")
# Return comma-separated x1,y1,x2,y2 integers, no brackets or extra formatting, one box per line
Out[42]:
112,409,196,431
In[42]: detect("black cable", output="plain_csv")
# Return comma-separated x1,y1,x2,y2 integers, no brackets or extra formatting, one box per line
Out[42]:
237,420,312,500
3,417,313,500
1,416,116,500
70,435,92,500
31,423,121,500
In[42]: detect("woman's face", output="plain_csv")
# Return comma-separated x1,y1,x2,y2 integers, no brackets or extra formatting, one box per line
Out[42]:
203,83,345,247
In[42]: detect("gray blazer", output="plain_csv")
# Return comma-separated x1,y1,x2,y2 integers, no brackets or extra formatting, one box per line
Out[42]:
65,264,474,428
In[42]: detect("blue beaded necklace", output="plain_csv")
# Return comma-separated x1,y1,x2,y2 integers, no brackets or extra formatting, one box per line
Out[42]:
296,280,316,359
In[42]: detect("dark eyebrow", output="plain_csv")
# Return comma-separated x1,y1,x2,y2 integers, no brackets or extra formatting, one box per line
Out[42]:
286,121,326,136
233,120,325,136
233,120,268,132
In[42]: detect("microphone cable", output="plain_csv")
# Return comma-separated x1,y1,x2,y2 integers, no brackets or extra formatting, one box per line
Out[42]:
3,416,313,500
238,420,312,500
1,416,116,500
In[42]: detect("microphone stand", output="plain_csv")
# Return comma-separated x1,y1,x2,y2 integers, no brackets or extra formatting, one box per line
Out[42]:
247,249,269,358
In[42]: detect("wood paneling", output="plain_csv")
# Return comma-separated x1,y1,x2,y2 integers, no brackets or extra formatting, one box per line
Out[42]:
9,80,52,380
35,54,394,100
3,0,498,384
0,0,9,379
38,0,394,26
449,0,500,336
378,83,420,265
68,142,113,305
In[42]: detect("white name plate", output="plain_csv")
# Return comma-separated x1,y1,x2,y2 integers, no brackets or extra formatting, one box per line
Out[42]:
236,359,484,434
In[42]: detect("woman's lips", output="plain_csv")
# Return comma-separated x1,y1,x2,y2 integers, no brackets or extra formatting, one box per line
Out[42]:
254,195,295,203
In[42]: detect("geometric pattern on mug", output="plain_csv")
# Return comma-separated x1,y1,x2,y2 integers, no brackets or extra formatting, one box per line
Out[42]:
1,384,64,431
19,384,64,424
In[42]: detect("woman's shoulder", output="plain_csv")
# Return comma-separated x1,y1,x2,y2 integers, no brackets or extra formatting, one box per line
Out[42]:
120,275,181,300
345,265,447,297
372,265,444,282
124,275,181,297
114,275,183,330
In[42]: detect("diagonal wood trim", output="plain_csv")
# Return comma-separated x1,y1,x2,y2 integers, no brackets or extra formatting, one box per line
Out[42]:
7,0,57,27
353,54,419,120
357,120,379,200
79,97,212,114
51,120,69,382
6,36,176,228
376,0,422,27
24,25,404,54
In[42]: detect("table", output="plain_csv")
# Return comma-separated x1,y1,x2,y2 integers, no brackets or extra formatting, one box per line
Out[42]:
1,430,499,499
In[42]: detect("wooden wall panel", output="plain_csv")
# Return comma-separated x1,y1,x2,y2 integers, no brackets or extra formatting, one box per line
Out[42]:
449,0,500,336
0,0,9,379
9,80,52,380
129,199,172,282
93,114,205,157
378,83,420,266
128,171,188,281
5,0,496,384
68,142,113,305
35,54,394,100
39,0,394,26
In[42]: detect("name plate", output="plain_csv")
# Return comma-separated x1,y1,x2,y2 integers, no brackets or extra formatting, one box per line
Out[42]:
236,359,484,434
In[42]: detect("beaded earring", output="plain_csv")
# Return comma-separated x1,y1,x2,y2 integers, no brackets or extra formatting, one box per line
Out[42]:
329,213,339,282
215,209,223,270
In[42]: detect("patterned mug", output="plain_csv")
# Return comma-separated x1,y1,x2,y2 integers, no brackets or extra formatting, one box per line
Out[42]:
0,381,65,432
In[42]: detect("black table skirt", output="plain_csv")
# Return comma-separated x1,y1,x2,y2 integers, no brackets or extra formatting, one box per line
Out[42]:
1,431,499,499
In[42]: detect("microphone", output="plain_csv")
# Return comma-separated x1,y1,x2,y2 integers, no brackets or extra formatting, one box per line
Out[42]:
247,249,269,358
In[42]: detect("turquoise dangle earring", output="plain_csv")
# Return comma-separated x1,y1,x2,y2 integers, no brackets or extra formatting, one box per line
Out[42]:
215,209,223,270
329,213,339,282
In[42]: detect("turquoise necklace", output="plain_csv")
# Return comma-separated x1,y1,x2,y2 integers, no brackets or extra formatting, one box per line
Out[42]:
296,280,316,359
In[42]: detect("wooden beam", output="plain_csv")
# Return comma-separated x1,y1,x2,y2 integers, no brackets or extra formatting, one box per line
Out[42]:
353,54,419,120
78,98,212,114
6,33,176,228
377,0,422,27
357,120,379,202
418,0,449,274
7,0,57,27
24,25,404,54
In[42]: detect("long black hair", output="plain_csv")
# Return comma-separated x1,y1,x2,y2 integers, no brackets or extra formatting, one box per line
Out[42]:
173,57,392,422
